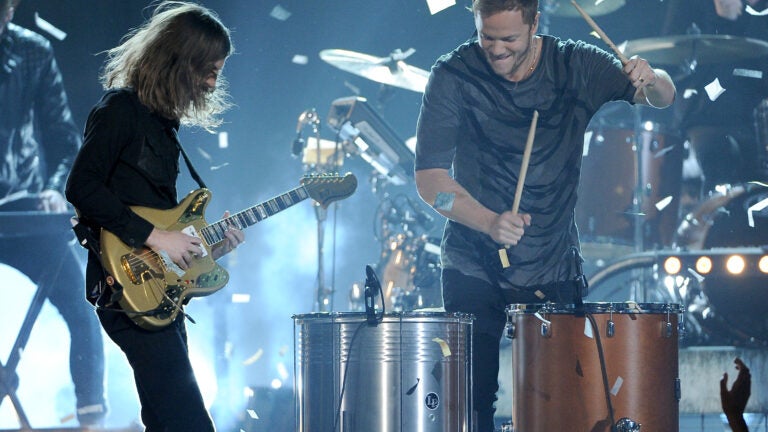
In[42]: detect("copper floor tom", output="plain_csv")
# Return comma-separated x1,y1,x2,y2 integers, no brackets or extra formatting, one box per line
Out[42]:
505,302,682,432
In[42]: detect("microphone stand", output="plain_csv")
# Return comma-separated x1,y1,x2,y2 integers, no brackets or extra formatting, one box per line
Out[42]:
307,112,336,312
295,108,342,313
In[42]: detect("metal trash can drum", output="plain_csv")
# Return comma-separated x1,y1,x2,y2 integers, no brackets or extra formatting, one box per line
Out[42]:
293,311,473,432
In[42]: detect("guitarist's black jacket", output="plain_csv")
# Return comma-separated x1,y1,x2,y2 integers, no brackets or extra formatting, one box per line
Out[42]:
66,88,181,309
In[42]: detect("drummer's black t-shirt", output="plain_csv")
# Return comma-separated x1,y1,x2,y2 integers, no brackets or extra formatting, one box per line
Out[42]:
415,35,636,291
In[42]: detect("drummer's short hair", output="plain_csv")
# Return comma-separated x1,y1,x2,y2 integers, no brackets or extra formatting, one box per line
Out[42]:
472,0,538,25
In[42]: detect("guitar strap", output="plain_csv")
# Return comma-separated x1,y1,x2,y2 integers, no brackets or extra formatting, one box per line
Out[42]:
169,128,208,189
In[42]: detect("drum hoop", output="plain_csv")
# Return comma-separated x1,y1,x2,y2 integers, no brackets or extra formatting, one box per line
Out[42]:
293,311,475,323
505,302,682,315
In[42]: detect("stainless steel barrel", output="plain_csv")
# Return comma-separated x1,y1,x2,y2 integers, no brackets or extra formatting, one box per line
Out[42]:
293,311,473,432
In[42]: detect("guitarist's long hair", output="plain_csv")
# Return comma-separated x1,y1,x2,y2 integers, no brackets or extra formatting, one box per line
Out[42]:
100,1,233,131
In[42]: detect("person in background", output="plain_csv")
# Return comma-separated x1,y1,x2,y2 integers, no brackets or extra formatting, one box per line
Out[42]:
661,0,768,194
0,0,106,425
413,0,676,429
721,357,751,432
65,2,243,430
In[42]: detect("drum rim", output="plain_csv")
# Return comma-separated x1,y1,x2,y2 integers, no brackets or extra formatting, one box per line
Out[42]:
292,311,475,322
505,301,683,314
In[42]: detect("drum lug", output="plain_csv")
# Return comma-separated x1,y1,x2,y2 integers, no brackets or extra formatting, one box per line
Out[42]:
664,321,673,338
540,322,551,338
505,322,516,340
675,377,681,402
615,417,641,432
606,319,615,338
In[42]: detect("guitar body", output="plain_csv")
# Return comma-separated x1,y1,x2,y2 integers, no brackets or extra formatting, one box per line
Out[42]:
100,189,229,330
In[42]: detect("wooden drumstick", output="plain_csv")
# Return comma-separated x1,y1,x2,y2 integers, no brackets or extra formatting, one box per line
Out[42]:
499,110,539,269
570,0,629,65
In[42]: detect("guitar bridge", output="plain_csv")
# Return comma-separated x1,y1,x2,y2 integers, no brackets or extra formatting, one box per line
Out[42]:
120,255,141,284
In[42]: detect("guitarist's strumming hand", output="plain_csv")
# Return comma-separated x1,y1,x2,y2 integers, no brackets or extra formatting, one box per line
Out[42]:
145,228,204,271
211,210,245,260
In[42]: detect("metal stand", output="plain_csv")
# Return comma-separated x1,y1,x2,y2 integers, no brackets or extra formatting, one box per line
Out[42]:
313,202,333,311
630,106,650,302
294,108,342,312
0,246,67,429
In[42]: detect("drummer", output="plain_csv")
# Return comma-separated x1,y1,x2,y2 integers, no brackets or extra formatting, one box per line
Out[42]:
413,0,676,430
661,0,768,194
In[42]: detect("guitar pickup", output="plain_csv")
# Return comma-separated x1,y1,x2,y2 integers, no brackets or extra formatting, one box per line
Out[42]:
120,251,168,284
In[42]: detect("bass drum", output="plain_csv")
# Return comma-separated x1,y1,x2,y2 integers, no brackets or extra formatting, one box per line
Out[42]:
679,184,768,347
577,124,683,262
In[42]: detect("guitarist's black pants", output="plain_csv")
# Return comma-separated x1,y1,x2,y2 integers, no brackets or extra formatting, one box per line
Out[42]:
97,308,214,432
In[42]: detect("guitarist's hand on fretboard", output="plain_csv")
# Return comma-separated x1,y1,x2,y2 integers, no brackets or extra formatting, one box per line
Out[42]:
145,228,204,270
211,210,245,260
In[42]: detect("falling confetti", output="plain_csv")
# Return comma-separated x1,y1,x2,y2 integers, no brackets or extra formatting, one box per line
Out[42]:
426,0,455,15
270,5,291,21
292,54,308,65
704,78,725,101
655,195,673,211
35,13,66,40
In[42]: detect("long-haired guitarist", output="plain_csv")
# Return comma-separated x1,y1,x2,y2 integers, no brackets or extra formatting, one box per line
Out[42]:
65,2,243,430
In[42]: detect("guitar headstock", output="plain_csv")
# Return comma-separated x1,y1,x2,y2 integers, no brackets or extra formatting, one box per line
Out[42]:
301,173,358,208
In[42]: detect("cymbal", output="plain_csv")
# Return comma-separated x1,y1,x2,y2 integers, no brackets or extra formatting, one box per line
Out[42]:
547,0,625,17
320,48,429,93
622,34,768,65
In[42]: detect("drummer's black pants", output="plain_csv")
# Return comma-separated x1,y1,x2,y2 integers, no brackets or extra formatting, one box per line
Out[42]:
442,269,581,432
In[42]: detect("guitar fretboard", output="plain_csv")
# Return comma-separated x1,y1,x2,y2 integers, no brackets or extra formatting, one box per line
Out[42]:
200,186,309,245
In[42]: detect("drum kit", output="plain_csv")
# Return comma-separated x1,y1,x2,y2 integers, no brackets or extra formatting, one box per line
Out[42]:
294,7,768,429
577,32,768,352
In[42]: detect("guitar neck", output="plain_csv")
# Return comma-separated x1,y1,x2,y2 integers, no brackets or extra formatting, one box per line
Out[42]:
200,185,310,244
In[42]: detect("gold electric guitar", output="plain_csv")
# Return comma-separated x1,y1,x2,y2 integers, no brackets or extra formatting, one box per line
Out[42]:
99,173,358,330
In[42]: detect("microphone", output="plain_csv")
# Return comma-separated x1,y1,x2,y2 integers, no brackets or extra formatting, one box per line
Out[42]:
364,265,381,326
291,134,305,157
291,109,319,157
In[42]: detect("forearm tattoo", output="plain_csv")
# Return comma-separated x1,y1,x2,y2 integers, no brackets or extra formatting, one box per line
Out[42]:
434,192,456,212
